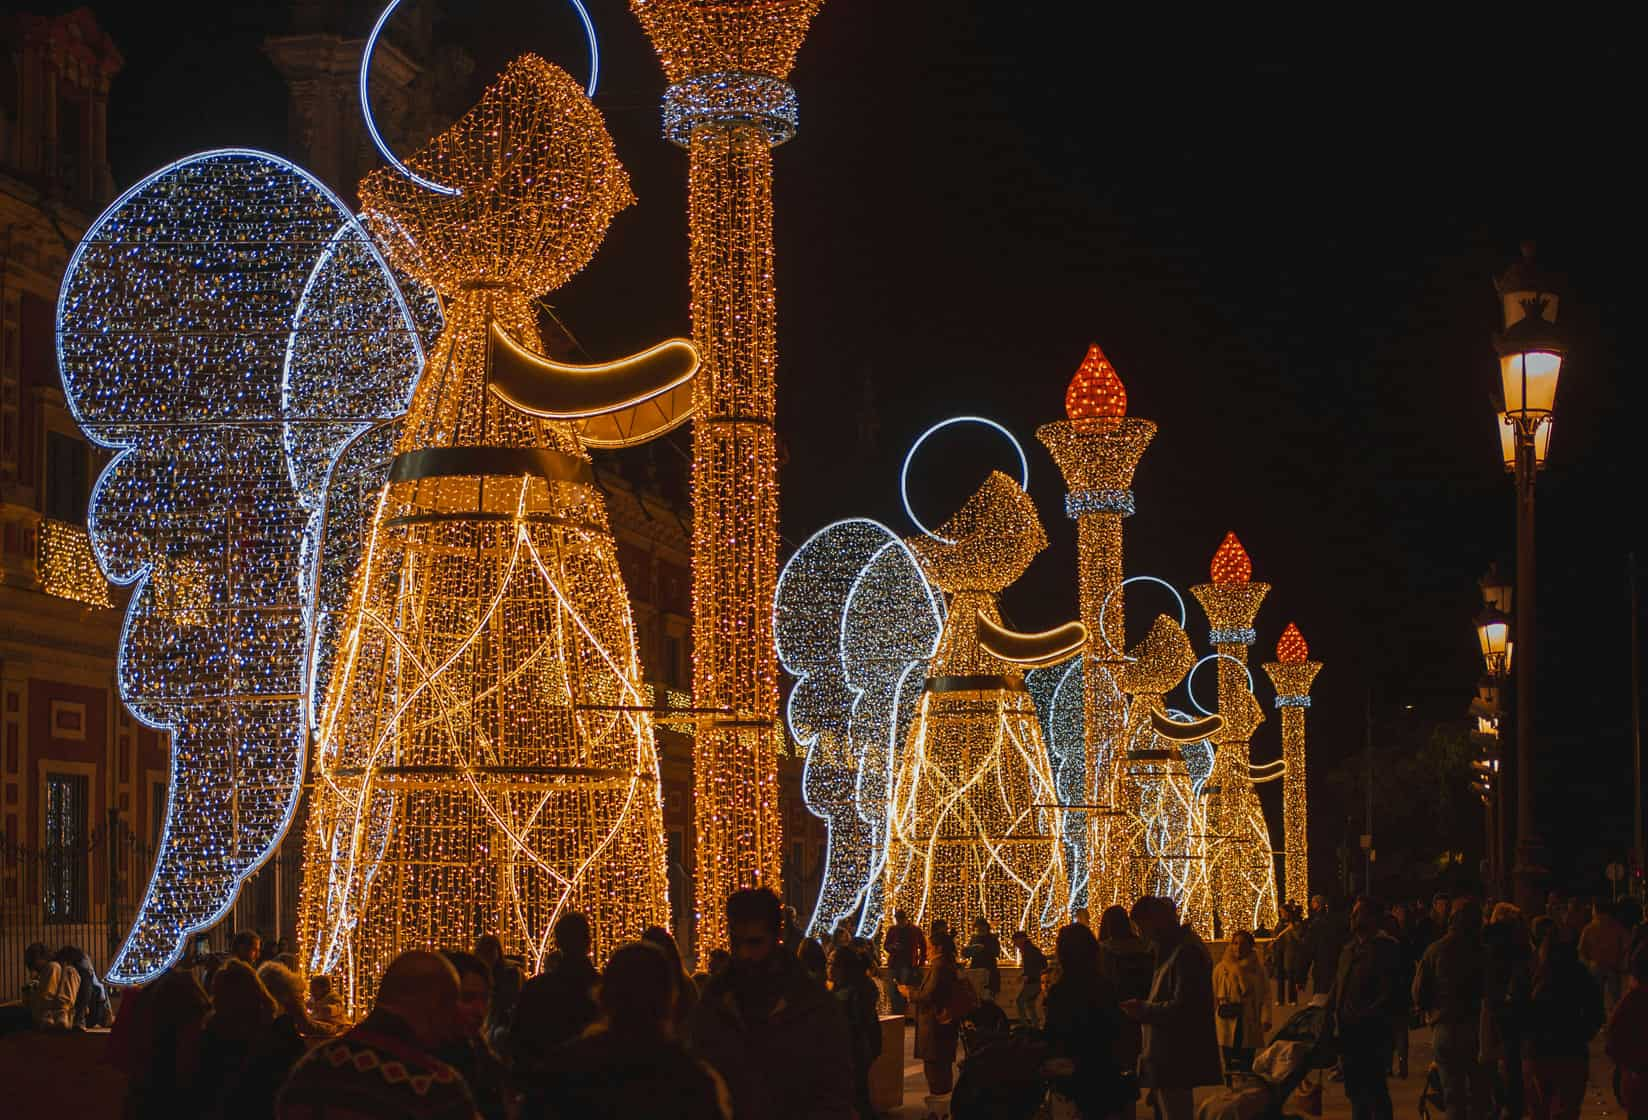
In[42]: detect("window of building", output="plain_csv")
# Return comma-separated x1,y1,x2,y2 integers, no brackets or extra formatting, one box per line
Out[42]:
45,430,88,525
44,771,90,924
664,635,684,689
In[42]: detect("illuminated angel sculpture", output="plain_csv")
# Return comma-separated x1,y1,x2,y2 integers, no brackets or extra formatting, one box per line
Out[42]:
58,52,693,997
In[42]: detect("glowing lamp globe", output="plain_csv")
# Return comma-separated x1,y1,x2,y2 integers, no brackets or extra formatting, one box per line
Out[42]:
1494,243,1565,428
1276,622,1309,663
1497,413,1551,472
1475,607,1511,678
1065,343,1127,433
1209,531,1252,585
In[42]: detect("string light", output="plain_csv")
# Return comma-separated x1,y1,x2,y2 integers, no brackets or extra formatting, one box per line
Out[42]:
1190,535,1278,936
1037,346,1155,911
299,55,668,1011
38,519,113,608
56,148,430,984
885,472,1068,935
632,0,825,952
1262,624,1321,911
774,519,943,937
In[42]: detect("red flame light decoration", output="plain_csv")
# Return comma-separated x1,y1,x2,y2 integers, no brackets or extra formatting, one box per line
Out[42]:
1276,622,1308,663
1209,531,1252,585
1065,343,1127,431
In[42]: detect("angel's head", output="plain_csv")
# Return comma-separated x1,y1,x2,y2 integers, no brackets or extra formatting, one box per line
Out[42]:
908,471,1047,594
360,53,634,299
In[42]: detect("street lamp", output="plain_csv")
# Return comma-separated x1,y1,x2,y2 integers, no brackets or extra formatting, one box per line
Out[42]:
1492,241,1567,912
1475,607,1513,680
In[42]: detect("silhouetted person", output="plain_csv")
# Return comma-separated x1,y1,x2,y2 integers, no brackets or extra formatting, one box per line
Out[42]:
511,912,601,1077
475,933,522,1049
1415,898,1486,1120
231,929,262,965
912,930,965,1098
964,916,1002,999
1097,904,1153,1079
688,887,853,1119
528,941,729,1119
1012,930,1048,1028
436,950,510,1120
1120,896,1221,1120
1044,922,1129,1118
278,951,476,1120
796,937,828,984
642,925,699,1037
1604,946,1648,1120
1305,896,1350,997
830,946,882,1120
1335,897,1403,1120
1522,937,1603,1120
883,908,926,1016
197,959,306,1120
259,960,338,1041
110,956,210,1120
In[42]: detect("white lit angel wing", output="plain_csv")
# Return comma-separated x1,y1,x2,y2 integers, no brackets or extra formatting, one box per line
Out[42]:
1027,655,1092,912
776,519,943,937
57,149,430,982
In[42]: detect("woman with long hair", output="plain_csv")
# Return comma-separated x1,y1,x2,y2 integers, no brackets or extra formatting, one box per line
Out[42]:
912,930,967,1097
1044,922,1129,1119
1212,931,1270,1076
196,959,305,1120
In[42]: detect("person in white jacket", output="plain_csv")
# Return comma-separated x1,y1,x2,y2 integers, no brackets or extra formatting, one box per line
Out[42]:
24,942,79,1030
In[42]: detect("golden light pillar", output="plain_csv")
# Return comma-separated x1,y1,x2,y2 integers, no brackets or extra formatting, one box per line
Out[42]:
1190,532,1277,935
1261,623,1320,911
1036,345,1155,907
631,0,825,951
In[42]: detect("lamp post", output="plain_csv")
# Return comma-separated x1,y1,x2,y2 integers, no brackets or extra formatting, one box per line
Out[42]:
1493,243,1565,912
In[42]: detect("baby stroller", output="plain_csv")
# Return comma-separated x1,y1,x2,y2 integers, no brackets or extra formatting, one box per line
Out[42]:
1197,997,1338,1120
951,1003,1048,1120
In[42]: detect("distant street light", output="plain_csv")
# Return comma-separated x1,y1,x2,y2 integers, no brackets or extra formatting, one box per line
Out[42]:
1475,606,1513,679
1492,242,1567,912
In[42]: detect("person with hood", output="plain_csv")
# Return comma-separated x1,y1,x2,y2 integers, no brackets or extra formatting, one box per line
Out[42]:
1522,936,1603,1120
1120,896,1222,1120
1414,898,1487,1120
1213,930,1271,1076
1333,897,1404,1120
687,888,853,1120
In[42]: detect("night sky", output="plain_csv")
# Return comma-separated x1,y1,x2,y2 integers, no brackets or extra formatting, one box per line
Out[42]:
27,2,1642,891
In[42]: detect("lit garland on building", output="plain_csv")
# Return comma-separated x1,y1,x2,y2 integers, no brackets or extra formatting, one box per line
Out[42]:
38,519,113,608
884,472,1069,934
1262,622,1320,911
1190,532,1279,936
1037,344,1155,910
298,55,670,1010
56,148,431,983
775,519,943,936
632,0,825,952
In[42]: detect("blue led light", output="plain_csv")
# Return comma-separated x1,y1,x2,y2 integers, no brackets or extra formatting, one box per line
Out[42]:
1065,489,1135,517
1097,575,1187,661
1208,627,1257,646
1275,695,1312,708
1186,653,1255,718
900,416,1030,544
361,0,600,196
662,71,799,147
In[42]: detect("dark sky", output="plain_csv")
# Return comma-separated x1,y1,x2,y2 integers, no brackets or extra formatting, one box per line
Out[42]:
32,1,1643,889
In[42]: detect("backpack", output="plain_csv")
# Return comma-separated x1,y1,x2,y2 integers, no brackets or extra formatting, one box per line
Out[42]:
937,969,979,1024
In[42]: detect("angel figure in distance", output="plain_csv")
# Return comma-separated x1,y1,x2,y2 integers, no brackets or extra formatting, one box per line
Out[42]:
885,471,1078,936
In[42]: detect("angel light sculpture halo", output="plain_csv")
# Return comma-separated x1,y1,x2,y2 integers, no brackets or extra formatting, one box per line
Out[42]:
299,53,697,1009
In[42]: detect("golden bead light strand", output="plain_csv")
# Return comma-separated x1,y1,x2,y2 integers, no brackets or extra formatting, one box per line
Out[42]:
632,0,825,954
1262,624,1321,912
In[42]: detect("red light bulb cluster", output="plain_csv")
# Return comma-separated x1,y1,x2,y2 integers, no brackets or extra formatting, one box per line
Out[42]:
1065,343,1127,432
1276,622,1308,663
1209,531,1252,585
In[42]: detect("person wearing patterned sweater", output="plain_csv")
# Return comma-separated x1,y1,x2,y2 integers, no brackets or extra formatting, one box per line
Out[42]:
277,951,479,1120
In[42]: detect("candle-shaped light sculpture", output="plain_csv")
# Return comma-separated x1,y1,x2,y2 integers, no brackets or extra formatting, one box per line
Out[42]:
1262,623,1320,911
630,0,825,951
1190,532,1279,935
1036,345,1156,907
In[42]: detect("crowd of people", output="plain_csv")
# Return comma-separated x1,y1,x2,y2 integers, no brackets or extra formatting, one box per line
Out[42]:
6,885,1647,1119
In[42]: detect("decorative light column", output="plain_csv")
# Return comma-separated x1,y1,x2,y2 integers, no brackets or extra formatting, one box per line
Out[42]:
631,0,825,951
1036,345,1156,907
1261,623,1320,911
1191,532,1276,934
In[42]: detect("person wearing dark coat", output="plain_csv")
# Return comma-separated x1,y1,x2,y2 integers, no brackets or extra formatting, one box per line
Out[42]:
912,930,967,1097
1043,922,1130,1118
196,958,307,1120
528,941,730,1120
642,924,700,1038
1414,899,1487,1120
964,917,1002,999
1121,896,1222,1120
829,946,883,1120
687,888,853,1120
1306,895,1351,997
1521,937,1604,1120
439,951,511,1120
511,911,601,1078
1334,898,1405,1120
